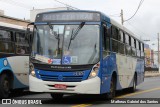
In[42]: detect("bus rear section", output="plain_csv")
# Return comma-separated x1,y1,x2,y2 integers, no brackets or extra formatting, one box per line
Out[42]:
0,22,30,98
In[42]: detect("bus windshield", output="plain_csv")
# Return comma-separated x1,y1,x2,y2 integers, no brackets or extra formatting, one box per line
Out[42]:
31,24,100,65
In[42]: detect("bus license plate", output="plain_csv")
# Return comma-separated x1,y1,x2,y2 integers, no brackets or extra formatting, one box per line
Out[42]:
55,84,67,89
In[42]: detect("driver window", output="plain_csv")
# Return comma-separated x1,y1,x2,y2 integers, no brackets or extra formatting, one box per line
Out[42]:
103,24,110,57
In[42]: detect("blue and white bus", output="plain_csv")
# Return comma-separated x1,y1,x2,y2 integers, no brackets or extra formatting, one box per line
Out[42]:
29,10,145,99
0,22,30,98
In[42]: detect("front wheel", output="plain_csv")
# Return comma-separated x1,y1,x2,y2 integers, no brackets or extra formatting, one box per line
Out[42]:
11,88,24,94
108,77,116,99
50,93,63,100
0,74,10,98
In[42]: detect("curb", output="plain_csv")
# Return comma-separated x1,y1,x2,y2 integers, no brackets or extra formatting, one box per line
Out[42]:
145,73,160,78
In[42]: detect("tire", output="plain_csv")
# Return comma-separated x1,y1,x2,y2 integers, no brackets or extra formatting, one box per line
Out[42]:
50,93,63,100
11,88,24,94
108,76,116,99
0,74,10,98
129,75,137,92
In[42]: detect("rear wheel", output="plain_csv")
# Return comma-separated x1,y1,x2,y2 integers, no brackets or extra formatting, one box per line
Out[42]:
129,75,137,92
0,74,10,98
108,76,116,99
50,93,63,100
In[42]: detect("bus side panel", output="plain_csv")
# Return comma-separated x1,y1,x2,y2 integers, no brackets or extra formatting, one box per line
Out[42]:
7,56,29,89
101,53,118,94
12,75,28,89
117,54,145,89
0,58,12,74
0,57,28,89
136,59,145,85
116,55,137,89
127,58,144,87
101,53,144,94
116,55,144,89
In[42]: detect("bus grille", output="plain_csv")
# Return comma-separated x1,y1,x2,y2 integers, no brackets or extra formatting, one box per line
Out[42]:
40,75,83,82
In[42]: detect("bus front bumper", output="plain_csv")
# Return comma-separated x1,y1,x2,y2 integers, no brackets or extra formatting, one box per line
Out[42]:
29,75,101,94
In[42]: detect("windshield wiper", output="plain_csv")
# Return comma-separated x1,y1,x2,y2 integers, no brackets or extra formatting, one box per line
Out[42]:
67,22,85,50
48,23,59,39
47,23,61,54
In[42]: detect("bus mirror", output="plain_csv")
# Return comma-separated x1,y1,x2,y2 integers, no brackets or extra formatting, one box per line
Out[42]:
26,22,34,44
25,28,30,45
26,22,34,31
27,22,34,27
25,28,30,40
103,23,108,29
26,22,34,36
26,28,30,34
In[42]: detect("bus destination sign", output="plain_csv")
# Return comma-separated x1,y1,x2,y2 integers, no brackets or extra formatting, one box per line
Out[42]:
36,12,101,22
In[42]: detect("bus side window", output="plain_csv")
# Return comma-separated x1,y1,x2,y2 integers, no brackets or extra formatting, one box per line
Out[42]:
141,43,144,58
106,28,111,51
136,40,140,57
139,42,141,51
111,26,118,40
119,30,124,42
125,33,131,56
0,29,14,53
16,32,30,54
131,37,136,56
111,26,118,52
118,30,125,54
103,24,110,57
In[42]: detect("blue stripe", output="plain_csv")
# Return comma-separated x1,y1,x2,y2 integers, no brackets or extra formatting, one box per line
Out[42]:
0,58,28,89
34,69,91,82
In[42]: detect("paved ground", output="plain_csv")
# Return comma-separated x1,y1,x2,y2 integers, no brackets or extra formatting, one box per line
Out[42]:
1,77,160,107
145,71,160,77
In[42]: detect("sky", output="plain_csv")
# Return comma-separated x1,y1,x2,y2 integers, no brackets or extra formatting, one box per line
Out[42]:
0,0,160,51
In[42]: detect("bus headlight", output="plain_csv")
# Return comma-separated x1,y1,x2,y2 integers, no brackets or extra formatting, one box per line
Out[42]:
30,63,36,77
88,62,100,79
31,70,36,77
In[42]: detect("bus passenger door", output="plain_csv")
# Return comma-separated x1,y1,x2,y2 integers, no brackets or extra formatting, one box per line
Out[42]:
10,32,30,89
101,24,112,94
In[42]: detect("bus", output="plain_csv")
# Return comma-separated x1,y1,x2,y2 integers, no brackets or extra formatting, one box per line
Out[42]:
0,22,30,98
28,10,145,99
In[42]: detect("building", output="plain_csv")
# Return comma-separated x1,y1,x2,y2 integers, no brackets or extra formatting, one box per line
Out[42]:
1,7,74,27
144,43,154,68
0,10,4,15
30,7,74,22
0,9,30,28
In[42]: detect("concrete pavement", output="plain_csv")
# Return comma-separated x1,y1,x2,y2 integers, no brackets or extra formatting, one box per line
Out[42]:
145,71,160,77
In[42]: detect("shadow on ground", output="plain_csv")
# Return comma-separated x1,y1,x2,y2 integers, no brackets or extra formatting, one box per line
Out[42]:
0,88,143,105
42,88,142,104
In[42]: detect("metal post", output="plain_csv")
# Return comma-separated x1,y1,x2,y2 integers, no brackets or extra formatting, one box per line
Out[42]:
158,33,160,73
158,33,159,65
121,9,124,25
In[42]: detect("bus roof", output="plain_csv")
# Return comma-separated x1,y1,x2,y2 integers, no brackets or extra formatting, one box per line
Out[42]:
0,22,27,30
100,12,143,43
36,10,101,16
110,18,143,43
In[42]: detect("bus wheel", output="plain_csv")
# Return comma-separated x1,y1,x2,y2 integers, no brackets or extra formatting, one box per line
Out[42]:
108,77,116,99
11,88,24,94
129,75,137,92
50,93,63,100
0,74,10,98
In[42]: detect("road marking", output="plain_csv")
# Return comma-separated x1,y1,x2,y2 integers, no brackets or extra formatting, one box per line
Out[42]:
71,104,92,107
116,87,160,98
71,87,160,107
